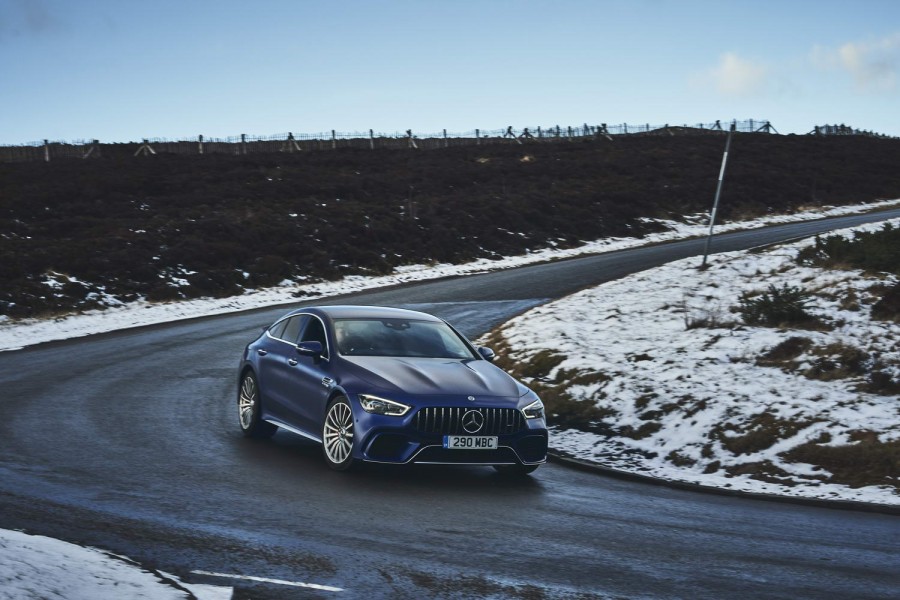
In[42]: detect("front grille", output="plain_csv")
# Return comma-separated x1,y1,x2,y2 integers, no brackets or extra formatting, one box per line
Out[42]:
413,407,525,436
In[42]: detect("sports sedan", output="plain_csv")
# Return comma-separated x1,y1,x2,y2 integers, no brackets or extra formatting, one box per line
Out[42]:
236,305,548,473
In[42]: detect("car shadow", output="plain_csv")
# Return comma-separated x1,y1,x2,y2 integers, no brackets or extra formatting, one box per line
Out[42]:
237,431,545,495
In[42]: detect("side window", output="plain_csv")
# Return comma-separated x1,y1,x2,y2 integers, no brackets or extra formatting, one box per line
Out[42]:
268,319,289,340
280,315,309,344
300,316,329,359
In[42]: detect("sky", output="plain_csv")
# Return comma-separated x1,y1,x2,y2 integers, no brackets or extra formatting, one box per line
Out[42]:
0,0,899,144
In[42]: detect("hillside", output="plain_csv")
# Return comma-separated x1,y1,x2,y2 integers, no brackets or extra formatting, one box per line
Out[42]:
3,133,900,319
483,220,900,504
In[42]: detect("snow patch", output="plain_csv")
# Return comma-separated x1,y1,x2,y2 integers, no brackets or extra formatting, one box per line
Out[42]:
0,529,230,600
489,217,900,505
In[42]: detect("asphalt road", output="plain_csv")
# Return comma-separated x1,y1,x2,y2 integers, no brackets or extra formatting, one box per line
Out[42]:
1,208,899,599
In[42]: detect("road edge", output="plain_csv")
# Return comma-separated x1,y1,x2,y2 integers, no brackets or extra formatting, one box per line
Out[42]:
548,452,900,515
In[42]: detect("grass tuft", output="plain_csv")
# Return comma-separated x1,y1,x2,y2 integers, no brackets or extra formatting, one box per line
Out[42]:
714,413,816,456
783,434,900,488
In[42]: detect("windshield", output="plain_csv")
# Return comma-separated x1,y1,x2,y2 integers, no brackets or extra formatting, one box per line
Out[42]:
334,318,477,359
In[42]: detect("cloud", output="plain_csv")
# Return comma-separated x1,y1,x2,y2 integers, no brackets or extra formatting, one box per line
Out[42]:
702,52,769,97
811,32,900,91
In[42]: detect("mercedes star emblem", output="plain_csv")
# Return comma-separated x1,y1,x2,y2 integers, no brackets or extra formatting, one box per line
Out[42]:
462,410,485,434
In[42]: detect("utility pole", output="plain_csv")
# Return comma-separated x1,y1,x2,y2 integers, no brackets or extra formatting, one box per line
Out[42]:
701,122,736,268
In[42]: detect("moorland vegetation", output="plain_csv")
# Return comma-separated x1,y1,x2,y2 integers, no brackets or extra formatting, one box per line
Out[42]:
2,133,900,319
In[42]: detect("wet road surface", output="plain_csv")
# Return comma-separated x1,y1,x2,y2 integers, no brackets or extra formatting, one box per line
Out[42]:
1,208,899,598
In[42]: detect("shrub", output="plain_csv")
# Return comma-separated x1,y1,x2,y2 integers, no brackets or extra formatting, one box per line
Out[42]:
797,223,900,276
756,336,813,368
738,284,818,327
871,281,900,322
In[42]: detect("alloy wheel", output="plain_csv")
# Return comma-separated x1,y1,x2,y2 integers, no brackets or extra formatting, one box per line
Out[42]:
323,398,354,467
238,374,258,431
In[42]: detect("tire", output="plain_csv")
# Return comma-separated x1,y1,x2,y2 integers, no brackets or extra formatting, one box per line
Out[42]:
238,371,277,439
322,396,356,471
493,464,540,475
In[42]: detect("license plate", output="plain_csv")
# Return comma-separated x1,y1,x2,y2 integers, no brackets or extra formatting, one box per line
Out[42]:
443,435,498,450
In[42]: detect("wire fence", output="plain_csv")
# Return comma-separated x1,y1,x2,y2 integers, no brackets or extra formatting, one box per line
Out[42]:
809,124,889,137
0,119,890,163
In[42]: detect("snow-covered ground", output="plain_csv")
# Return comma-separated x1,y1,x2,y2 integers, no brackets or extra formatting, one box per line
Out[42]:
0,529,231,600
489,217,900,506
1,198,898,353
1,201,899,598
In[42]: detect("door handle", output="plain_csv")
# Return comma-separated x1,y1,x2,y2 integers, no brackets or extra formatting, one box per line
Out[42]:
288,358,298,366
257,349,268,356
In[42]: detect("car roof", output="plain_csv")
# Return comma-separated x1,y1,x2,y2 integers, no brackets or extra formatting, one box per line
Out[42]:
289,305,444,323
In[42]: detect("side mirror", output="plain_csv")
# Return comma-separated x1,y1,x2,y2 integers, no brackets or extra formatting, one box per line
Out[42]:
477,346,496,362
296,341,324,357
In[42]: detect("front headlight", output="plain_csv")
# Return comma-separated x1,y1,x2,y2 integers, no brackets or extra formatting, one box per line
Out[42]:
358,394,412,417
522,398,545,420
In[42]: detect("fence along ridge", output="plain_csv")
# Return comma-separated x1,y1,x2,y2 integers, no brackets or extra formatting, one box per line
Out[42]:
0,119,891,163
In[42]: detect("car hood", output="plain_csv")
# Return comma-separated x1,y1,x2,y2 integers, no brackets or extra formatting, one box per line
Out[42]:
341,356,520,398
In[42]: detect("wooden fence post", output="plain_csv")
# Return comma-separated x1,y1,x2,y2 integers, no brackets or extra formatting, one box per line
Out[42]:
82,139,99,159
2,119,784,163
282,132,301,152
134,139,156,157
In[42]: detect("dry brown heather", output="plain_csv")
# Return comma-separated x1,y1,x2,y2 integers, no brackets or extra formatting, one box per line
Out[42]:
2,134,900,318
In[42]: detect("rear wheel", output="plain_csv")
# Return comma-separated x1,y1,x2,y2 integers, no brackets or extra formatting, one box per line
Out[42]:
238,372,277,439
493,464,539,475
323,396,356,471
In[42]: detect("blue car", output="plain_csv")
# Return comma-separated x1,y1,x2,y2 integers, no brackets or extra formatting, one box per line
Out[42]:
237,305,548,474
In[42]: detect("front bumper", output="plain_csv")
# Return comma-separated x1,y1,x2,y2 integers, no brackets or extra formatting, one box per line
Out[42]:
355,405,548,466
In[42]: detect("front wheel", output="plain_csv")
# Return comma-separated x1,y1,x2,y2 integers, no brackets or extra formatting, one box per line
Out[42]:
238,372,277,439
493,464,539,475
322,396,357,471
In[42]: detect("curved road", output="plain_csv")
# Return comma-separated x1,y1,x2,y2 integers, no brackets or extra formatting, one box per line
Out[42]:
1,209,899,599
